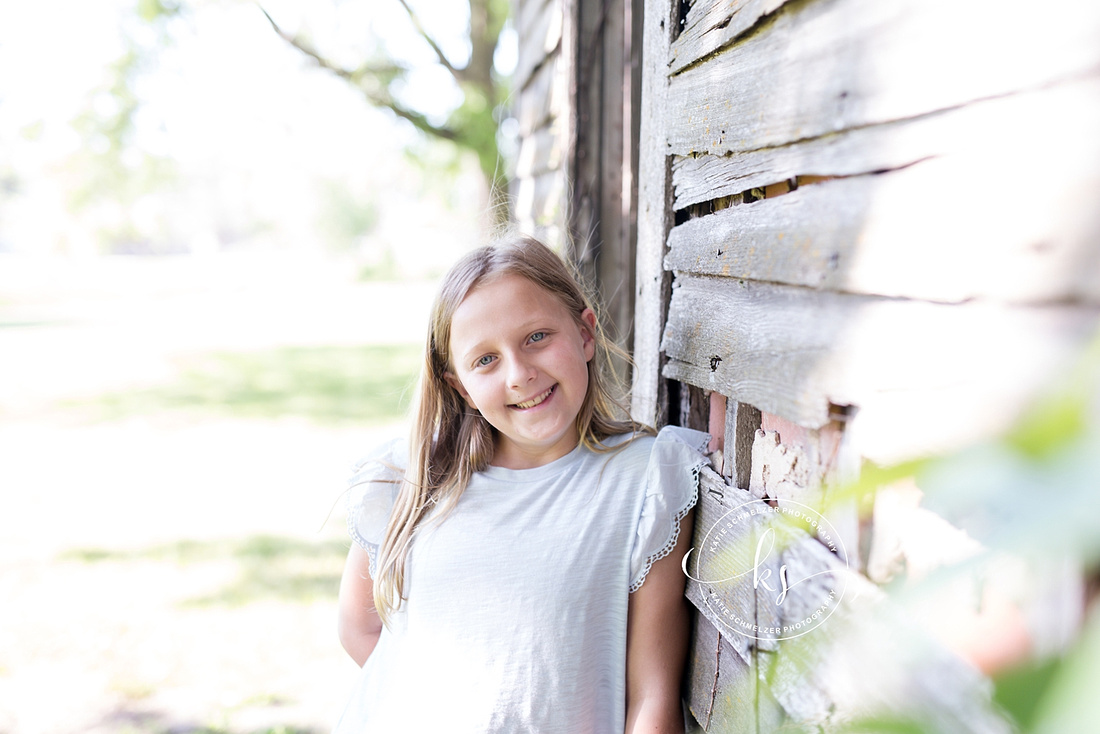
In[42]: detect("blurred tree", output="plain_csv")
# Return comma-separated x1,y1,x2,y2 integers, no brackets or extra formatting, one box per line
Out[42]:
260,0,512,225
65,2,184,253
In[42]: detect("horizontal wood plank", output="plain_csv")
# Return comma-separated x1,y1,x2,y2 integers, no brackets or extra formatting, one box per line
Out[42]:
664,76,1100,304
661,275,1099,462
670,73,1100,209
666,0,1100,156
671,0,791,74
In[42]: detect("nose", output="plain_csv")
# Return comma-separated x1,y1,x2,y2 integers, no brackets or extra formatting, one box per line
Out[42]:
506,352,537,389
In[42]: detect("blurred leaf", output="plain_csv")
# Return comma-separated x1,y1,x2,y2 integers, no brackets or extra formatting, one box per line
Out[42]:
992,655,1062,730
916,423,1100,564
831,716,929,734
136,0,181,22
1005,392,1087,459
1006,333,1099,459
1031,606,1100,734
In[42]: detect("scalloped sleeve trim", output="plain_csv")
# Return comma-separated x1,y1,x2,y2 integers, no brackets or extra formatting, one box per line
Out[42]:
628,425,710,593
345,438,407,578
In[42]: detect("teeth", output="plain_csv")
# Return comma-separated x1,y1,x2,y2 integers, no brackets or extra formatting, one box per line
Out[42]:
515,386,553,409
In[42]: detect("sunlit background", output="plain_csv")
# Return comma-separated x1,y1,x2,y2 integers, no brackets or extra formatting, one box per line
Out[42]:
0,1,510,732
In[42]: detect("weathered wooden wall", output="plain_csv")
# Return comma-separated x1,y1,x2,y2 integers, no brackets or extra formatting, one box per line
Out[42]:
512,0,567,247
512,0,642,356
635,0,1100,729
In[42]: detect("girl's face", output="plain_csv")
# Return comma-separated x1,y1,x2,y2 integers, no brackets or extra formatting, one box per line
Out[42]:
444,273,596,470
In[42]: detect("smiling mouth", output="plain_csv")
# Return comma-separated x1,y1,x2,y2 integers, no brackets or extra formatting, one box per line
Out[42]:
512,385,555,409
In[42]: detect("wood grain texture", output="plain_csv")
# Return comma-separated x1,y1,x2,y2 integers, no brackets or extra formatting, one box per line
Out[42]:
724,401,761,488
665,77,1100,304
594,0,634,357
670,0,790,74
686,466,865,728
684,608,757,732
665,0,1100,157
631,0,676,425
671,73,1100,209
685,468,758,664
661,275,1099,462
561,0,639,364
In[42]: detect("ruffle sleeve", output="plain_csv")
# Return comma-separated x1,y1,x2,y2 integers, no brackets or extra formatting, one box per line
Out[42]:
629,425,710,592
346,438,407,578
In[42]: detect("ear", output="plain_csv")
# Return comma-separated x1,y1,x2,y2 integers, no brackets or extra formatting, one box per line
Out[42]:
444,371,477,409
579,308,597,362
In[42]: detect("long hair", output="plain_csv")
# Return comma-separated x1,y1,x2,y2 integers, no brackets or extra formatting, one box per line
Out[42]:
372,234,652,623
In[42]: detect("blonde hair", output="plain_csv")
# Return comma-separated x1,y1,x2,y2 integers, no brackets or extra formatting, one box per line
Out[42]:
372,234,652,623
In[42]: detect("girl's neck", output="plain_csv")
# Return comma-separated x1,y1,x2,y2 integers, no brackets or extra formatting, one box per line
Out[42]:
489,430,581,470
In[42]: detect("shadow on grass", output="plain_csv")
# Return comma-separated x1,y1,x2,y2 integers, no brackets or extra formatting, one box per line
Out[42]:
0,318,72,329
98,703,322,734
62,534,348,607
67,344,421,425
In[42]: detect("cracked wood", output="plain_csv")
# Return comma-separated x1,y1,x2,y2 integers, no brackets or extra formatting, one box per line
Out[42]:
661,275,1098,462
665,0,1100,157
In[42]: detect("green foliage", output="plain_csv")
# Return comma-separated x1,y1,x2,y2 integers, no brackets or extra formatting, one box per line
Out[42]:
68,344,421,425
316,180,379,252
261,0,514,223
136,0,182,22
66,5,183,252
356,251,400,281
1028,607,1100,733
1005,336,1099,459
992,655,1062,730
828,334,1100,734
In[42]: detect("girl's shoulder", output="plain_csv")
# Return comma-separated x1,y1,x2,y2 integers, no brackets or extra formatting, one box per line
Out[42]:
346,437,407,575
596,425,710,465
627,425,711,592
348,437,408,486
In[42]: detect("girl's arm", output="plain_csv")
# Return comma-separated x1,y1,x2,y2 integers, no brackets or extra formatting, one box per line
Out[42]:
625,510,695,734
337,544,384,667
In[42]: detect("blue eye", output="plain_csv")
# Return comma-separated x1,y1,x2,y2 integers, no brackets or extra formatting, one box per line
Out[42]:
529,332,546,343
477,355,494,367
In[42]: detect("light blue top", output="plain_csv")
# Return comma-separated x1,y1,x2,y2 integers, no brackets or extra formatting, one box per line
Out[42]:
334,425,709,734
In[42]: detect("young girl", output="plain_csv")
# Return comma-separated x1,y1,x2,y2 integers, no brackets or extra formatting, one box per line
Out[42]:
334,235,709,733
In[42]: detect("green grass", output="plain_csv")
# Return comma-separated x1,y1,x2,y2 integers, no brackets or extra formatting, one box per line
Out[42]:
70,344,421,425
62,534,349,607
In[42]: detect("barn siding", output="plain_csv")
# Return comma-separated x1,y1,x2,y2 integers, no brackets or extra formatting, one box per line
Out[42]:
512,0,1099,728
511,0,642,356
636,0,1100,729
